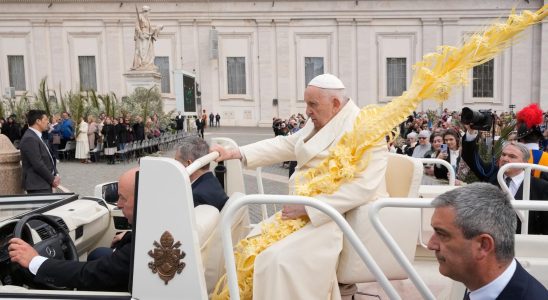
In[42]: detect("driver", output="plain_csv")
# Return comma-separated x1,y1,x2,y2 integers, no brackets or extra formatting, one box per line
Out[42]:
8,167,138,291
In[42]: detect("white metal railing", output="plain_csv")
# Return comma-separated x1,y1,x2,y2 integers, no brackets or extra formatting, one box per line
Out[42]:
417,158,456,186
497,163,548,234
368,198,548,300
220,194,402,300
185,152,219,175
255,167,269,220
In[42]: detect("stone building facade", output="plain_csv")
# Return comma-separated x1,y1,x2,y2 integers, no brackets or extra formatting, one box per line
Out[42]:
0,0,547,126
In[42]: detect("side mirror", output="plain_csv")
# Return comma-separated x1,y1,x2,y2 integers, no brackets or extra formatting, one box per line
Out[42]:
102,182,119,205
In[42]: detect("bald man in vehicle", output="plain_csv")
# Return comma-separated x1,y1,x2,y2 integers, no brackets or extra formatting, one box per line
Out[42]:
8,168,139,291
212,74,388,299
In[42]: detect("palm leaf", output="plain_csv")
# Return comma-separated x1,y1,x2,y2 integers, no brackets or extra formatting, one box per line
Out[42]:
35,77,51,116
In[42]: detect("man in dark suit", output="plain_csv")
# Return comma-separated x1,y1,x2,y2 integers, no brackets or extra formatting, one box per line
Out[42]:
19,110,60,194
461,128,548,234
8,168,138,291
428,183,548,299
195,116,205,138
174,136,228,211
175,111,185,131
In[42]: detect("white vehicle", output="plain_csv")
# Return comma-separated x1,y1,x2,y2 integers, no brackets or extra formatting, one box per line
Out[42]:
0,138,547,299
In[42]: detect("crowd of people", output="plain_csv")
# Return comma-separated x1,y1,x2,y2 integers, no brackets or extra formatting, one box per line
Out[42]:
0,111,170,165
389,107,548,186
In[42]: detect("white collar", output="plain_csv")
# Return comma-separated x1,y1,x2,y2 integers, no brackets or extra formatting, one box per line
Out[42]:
524,143,539,150
29,127,43,138
470,259,516,300
505,171,525,186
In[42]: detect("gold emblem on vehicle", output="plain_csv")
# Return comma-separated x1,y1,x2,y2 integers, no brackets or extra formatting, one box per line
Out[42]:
148,231,186,284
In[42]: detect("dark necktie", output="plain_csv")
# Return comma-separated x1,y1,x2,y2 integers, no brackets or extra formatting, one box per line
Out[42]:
463,290,470,300
505,176,512,188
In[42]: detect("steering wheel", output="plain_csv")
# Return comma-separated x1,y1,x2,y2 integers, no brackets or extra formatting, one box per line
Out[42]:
10,214,78,288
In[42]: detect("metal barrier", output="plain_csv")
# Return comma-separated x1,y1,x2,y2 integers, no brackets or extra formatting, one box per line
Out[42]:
497,163,548,234
368,197,548,300
220,194,402,300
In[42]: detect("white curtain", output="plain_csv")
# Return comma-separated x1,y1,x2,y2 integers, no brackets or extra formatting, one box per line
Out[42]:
154,56,170,93
387,57,406,97
78,56,97,91
227,57,246,94
8,55,26,91
305,57,324,87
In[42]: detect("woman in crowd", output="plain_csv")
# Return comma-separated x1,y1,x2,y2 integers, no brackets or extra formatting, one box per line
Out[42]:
116,117,128,151
48,114,62,162
434,128,470,184
88,115,98,151
75,116,91,164
102,117,117,164
423,132,443,176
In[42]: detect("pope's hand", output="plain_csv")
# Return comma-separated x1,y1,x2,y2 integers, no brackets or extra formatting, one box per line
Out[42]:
210,144,241,162
281,205,308,220
8,238,38,269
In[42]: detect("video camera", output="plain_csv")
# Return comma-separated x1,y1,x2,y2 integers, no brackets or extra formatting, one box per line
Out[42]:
461,107,494,131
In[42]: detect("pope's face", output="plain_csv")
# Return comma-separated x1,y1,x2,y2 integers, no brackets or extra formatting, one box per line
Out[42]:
304,86,338,131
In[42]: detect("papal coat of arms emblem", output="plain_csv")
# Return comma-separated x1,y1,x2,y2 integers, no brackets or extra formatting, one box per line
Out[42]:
148,231,186,284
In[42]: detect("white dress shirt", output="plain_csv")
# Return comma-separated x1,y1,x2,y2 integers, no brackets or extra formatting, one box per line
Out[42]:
469,259,516,300
504,171,525,198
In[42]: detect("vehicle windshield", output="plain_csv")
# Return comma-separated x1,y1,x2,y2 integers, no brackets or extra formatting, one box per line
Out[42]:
0,194,76,223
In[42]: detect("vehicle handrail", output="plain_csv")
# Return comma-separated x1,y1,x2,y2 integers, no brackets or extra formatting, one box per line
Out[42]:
254,167,269,220
186,152,220,175
220,194,402,300
417,158,456,186
368,198,548,300
497,163,548,234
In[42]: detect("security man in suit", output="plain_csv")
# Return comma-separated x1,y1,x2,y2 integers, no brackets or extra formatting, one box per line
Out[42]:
8,168,138,291
428,183,548,299
462,128,548,234
19,110,60,194
174,136,228,211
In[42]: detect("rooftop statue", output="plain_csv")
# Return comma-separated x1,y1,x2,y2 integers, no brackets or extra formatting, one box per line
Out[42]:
131,6,163,71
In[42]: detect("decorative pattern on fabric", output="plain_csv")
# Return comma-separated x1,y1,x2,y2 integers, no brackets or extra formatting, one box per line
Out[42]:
212,6,548,299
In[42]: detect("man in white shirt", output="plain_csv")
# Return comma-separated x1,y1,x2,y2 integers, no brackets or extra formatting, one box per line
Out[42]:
428,183,548,299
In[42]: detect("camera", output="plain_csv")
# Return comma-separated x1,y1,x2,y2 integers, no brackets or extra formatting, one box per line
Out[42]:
461,107,494,131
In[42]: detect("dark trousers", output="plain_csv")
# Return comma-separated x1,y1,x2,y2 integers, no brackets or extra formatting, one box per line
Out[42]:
27,188,53,194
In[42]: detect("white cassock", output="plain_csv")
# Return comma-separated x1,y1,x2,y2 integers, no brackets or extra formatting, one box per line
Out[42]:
240,100,388,300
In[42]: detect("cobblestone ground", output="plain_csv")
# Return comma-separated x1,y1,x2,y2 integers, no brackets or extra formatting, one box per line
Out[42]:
58,126,288,223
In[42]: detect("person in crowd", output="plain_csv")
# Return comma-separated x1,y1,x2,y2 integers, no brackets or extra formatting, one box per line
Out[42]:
209,112,215,127
423,132,444,177
215,113,221,127
211,73,388,300
434,128,461,181
8,168,138,291
195,115,205,138
412,130,431,158
4,115,21,144
461,127,548,234
0,117,5,135
102,117,117,165
174,136,229,211
87,115,98,151
515,104,548,179
48,114,62,162
175,111,185,131
428,183,548,299
115,117,128,151
133,116,145,142
403,131,417,156
19,110,60,193
75,117,91,164
59,112,74,149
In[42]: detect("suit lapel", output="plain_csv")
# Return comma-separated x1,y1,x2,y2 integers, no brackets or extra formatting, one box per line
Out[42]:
497,261,526,299
295,100,359,167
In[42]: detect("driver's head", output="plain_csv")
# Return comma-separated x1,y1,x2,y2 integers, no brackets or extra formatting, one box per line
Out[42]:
117,168,139,224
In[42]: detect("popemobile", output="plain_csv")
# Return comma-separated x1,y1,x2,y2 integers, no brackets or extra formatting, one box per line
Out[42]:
0,136,547,299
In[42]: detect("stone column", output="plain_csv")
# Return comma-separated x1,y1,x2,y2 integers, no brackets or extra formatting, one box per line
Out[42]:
539,18,548,110
256,19,276,126
421,18,443,112
337,18,356,101
0,135,23,195
274,19,291,118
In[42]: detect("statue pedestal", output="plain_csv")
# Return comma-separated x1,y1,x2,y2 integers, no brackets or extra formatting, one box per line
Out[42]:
124,70,162,95
0,135,23,195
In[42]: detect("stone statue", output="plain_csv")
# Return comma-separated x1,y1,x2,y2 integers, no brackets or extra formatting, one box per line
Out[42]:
131,6,163,71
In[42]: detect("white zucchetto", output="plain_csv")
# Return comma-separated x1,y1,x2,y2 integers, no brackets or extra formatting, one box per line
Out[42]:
307,74,345,89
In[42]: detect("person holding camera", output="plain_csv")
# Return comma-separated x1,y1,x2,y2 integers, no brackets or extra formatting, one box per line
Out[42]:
461,125,548,235
433,129,466,183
